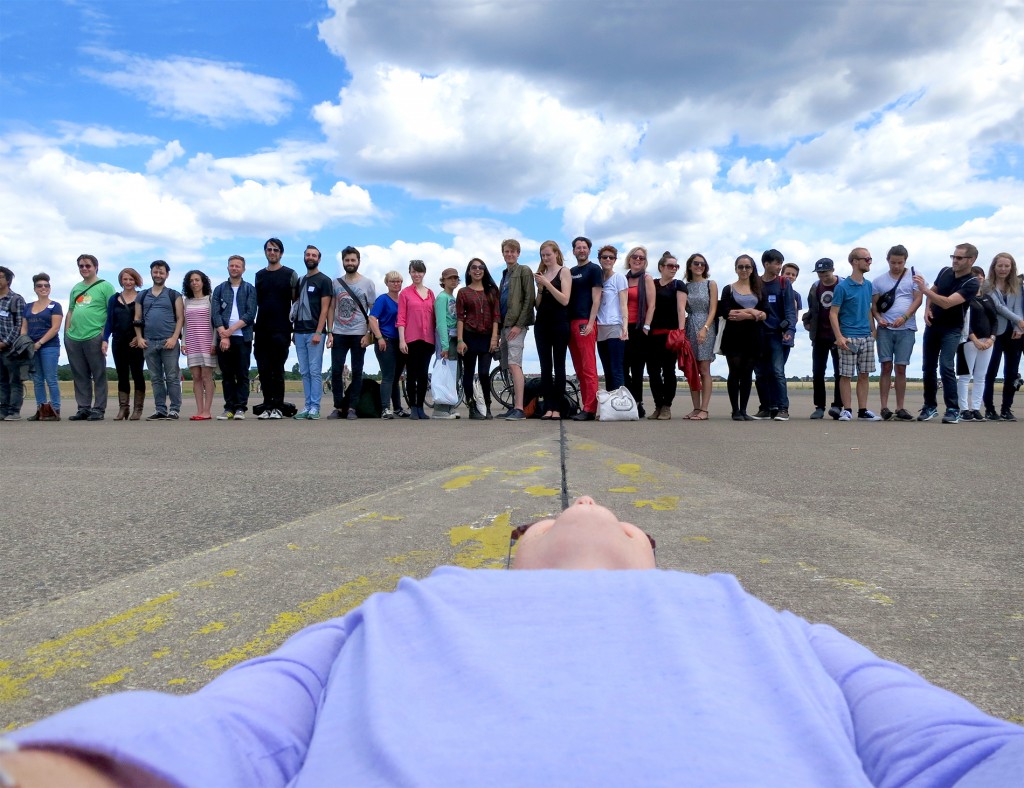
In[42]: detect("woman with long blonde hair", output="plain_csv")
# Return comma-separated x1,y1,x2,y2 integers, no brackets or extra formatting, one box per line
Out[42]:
622,246,656,417
533,241,572,419
982,252,1024,420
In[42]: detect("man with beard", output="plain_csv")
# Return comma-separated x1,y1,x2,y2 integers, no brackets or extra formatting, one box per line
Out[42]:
64,254,116,420
830,248,881,421
567,235,602,420
134,260,184,420
291,245,333,420
327,246,376,420
254,238,298,420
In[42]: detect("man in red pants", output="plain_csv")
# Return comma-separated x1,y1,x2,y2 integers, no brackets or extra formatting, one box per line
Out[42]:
568,236,603,420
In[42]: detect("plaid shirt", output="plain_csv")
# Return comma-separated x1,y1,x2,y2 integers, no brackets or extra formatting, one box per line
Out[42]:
456,286,500,335
0,290,26,347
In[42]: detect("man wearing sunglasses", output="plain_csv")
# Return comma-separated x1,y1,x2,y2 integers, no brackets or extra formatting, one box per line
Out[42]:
4,496,1021,785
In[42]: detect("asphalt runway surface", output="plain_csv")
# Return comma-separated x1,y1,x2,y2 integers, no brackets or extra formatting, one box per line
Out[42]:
1,388,1021,731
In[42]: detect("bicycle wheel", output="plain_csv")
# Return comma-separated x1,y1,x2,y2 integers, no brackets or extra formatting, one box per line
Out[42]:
489,366,514,410
402,370,436,408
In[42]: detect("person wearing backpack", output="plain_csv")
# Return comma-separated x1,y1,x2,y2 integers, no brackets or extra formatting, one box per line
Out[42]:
133,260,184,420
871,244,922,421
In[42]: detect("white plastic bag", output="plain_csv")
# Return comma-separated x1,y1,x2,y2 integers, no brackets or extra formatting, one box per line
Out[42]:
596,387,639,421
431,358,459,406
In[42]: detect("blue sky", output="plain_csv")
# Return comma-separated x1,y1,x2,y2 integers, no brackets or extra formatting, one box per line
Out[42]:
2,0,1023,377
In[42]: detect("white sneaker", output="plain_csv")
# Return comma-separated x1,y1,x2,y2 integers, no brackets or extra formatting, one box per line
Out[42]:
216,411,233,420
381,407,394,420
269,409,283,419
257,410,272,420
838,409,853,421
858,409,883,421
233,410,246,420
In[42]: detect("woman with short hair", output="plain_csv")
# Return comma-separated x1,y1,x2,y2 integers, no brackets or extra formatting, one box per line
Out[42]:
21,273,63,420
596,246,628,392
370,272,407,419
181,269,217,420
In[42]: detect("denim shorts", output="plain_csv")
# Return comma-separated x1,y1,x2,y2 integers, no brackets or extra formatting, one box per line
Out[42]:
875,327,916,366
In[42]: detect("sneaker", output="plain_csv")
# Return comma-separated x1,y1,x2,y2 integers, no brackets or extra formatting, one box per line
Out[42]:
751,408,771,420
985,408,1000,421
828,405,842,420
810,407,825,419
838,409,853,421
858,409,882,421
347,408,358,420
257,409,272,420
307,410,320,420
432,408,458,420
381,407,394,420
942,408,960,424
293,410,309,420
395,408,410,418
167,412,179,420
505,408,526,421
732,412,745,421
895,408,914,421
1001,408,1017,422
88,411,105,420
773,409,789,421
326,409,344,419
917,406,938,421
3,414,22,421
971,410,985,422
495,408,513,419
217,410,234,420
880,408,894,421
269,409,283,420
146,412,167,420
233,410,246,420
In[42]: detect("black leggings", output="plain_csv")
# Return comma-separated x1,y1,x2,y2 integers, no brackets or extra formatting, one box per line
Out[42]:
646,333,677,408
726,354,757,415
461,331,493,408
404,339,434,407
111,335,145,394
983,327,1023,411
535,320,569,414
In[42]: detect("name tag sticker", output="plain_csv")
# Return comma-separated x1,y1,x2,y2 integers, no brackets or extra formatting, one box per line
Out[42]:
307,286,315,292
47,303,55,309
768,295,777,303
0,310,8,317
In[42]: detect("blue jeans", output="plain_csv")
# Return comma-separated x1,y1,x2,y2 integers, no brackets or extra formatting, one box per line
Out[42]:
144,340,182,415
31,344,61,410
755,332,789,411
598,336,626,391
294,332,325,413
922,325,962,411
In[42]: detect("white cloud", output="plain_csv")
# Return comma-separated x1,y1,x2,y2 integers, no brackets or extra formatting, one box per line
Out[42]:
146,140,185,172
313,65,641,211
83,50,300,125
54,122,159,148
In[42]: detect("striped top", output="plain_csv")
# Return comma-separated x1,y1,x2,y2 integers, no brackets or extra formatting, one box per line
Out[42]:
183,295,214,354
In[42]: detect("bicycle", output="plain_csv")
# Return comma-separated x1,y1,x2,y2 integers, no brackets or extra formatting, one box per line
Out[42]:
489,367,581,414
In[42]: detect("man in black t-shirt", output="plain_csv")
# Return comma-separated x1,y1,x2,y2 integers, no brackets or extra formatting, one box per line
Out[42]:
802,258,843,419
254,238,299,419
567,236,603,420
913,243,982,423
291,245,334,420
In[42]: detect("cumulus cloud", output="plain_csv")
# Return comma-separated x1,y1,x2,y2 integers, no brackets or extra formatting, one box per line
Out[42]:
146,140,185,172
313,65,640,211
83,50,300,125
54,122,159,148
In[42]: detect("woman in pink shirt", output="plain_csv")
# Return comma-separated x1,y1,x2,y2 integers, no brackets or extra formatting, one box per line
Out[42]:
397,259,436,419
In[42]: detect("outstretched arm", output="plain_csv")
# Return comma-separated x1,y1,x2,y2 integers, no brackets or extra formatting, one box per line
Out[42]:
7,618,350,787
808,623,1024,787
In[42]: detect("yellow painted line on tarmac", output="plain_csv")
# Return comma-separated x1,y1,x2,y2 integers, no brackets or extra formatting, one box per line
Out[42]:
0,592,178,704
203,573,401,672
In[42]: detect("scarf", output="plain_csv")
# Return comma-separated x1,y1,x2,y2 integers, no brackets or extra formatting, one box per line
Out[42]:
626,270,648,330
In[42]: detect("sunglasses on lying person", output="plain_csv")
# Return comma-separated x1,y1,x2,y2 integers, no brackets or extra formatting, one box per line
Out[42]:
505,519,657,569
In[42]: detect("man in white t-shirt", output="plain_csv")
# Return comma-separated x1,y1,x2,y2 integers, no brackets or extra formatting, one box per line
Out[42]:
212,255,258,419
871,244,922,421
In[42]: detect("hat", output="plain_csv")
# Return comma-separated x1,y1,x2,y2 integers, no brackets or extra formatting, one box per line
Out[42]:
440,267,460,281
813,258,834,273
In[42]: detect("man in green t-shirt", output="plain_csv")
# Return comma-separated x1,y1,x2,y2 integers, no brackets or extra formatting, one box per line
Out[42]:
65,254,116,420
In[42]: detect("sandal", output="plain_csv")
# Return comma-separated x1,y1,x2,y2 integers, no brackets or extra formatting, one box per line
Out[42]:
541,412,554,420
683,409,700,420
691,409,709,421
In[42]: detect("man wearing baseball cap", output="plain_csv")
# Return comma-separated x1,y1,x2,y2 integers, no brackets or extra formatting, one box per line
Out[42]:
802,258,844,419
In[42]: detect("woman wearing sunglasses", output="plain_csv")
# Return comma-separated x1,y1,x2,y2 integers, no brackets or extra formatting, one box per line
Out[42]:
645,252,688,420
718,255,767,420
682,253,718,420
622,246,656,417
456,258,500,419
